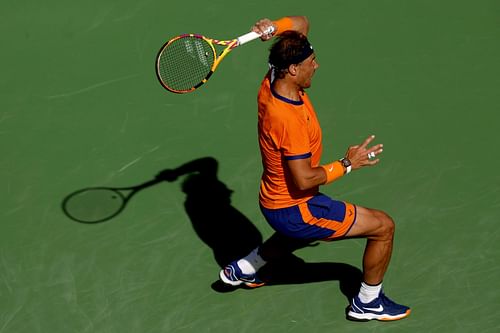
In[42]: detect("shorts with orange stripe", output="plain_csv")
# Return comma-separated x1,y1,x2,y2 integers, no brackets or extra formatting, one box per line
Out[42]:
260,193,357,241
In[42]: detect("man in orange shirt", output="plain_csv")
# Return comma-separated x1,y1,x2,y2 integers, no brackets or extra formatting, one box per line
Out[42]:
219,16,410,322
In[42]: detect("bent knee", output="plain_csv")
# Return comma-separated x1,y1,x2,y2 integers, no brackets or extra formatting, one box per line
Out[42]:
346,206,396,239
373,210,395,238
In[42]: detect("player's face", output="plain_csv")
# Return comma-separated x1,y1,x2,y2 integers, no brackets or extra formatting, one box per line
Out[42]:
296,53,319,89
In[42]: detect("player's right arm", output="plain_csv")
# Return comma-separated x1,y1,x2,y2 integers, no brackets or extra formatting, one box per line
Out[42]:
251,16,309,40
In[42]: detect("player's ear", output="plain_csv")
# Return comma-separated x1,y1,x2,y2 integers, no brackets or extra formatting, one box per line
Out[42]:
288,63,298,76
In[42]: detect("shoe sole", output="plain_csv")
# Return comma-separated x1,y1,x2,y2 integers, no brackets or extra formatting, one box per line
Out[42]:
347,309,411,322
218,270,265,288
243,281,265,288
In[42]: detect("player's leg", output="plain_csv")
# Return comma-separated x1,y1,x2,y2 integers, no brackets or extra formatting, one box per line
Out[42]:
219,201,323,288
344,206,410,321
344,206,395,285
219,231,313,287
258,232,311,261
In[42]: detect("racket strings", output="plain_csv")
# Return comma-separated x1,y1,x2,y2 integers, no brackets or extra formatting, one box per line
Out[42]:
158,36,215,92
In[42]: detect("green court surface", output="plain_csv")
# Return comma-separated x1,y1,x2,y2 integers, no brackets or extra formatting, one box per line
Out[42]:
1,0,499,332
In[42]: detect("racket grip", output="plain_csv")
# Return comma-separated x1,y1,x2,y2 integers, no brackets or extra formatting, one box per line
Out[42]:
237,26,275,45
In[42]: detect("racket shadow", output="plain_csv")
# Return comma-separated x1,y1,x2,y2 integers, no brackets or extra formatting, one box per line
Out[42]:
61,177,164,224
61,157,220,224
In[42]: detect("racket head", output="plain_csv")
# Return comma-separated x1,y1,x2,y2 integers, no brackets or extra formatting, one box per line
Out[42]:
156,34,217,93
62,187,128,223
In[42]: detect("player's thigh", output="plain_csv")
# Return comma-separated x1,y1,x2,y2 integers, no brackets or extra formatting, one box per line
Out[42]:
345,206,394,239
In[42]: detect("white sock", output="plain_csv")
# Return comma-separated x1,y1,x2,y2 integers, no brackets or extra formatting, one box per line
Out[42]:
236,248,267,275
358,282,382,304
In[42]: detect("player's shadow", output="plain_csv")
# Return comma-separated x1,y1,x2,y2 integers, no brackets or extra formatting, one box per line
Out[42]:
164,157,362,301
158,157,263,266
62,155,362,299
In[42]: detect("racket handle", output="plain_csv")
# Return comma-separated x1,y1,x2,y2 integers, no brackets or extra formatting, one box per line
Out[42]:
237,26,275,45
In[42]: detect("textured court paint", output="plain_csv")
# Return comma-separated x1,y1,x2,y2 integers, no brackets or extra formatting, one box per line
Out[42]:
1,0,499,332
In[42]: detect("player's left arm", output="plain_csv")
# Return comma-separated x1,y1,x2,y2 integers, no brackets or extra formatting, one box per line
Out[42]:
288,135,385,190
286,158,333,190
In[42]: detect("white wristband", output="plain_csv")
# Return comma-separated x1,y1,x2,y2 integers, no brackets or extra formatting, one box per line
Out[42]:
345,165,352,174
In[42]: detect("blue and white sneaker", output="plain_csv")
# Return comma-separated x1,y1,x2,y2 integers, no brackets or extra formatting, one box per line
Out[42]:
219,261,265,288
347,292,411,321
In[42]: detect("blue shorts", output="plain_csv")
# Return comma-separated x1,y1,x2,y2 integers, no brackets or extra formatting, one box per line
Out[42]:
260,194,357,241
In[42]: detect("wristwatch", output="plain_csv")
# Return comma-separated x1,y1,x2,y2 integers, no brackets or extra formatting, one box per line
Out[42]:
339,158,352,175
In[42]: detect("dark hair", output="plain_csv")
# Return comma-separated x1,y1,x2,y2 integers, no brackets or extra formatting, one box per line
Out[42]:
268,31,314,78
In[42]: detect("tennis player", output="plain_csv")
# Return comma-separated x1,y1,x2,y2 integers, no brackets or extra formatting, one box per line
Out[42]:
219,16,410,321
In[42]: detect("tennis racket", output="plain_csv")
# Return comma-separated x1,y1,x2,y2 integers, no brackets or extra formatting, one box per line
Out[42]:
156,26,274,94
62,179,161,224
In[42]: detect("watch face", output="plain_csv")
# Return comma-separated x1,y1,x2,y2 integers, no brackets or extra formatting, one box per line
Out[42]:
341,158,351,167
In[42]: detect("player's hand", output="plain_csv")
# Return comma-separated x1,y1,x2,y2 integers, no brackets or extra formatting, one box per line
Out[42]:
345,135,384,171
156,169,179,182
252,18,275,41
